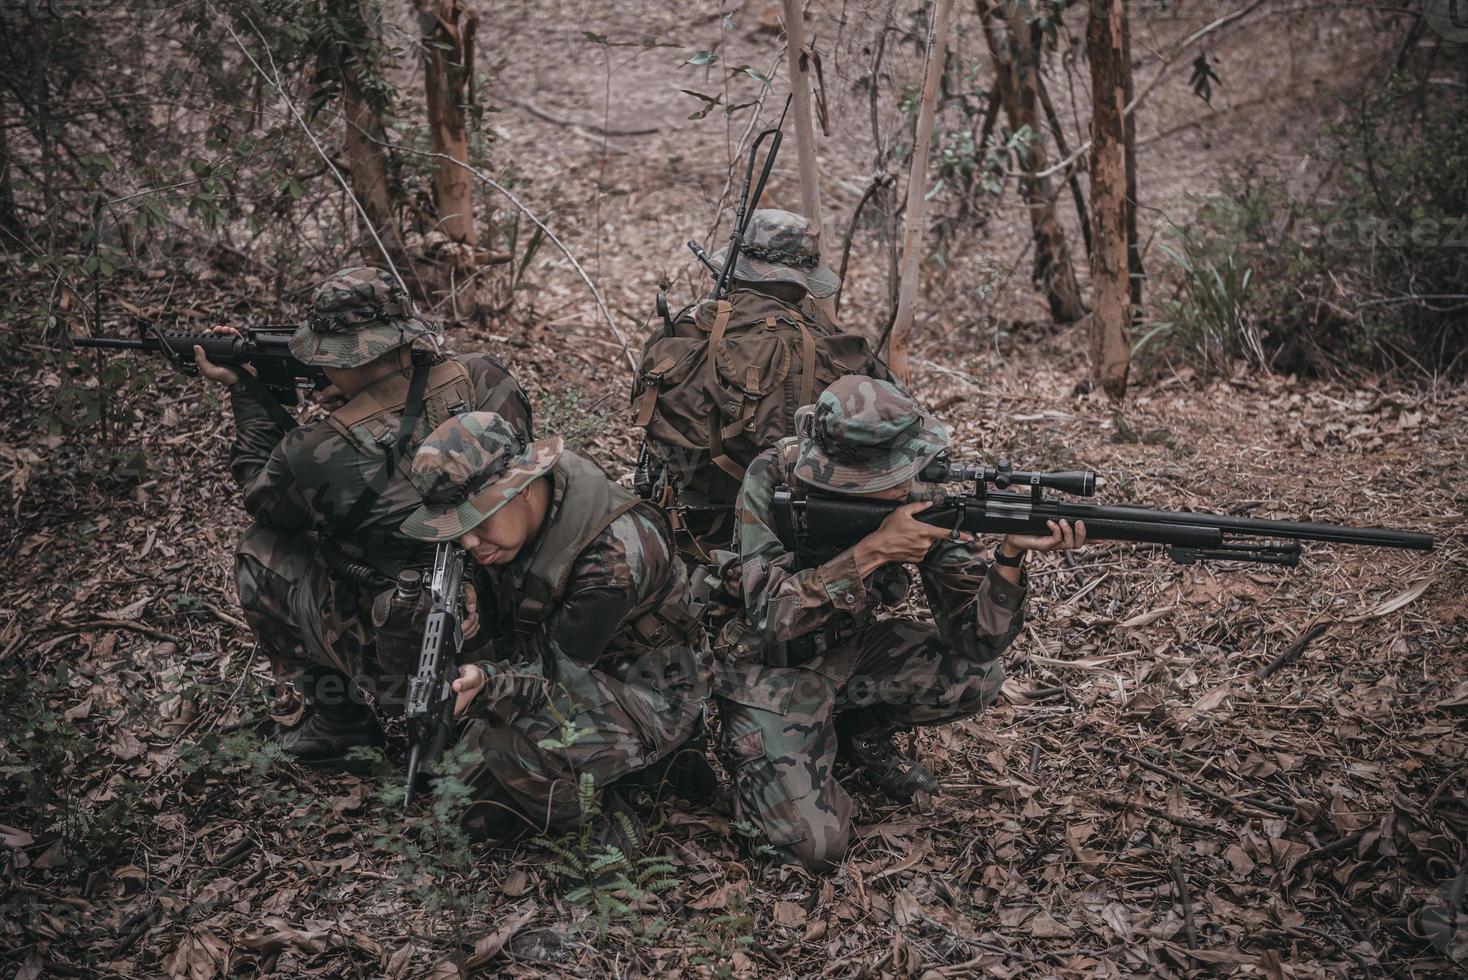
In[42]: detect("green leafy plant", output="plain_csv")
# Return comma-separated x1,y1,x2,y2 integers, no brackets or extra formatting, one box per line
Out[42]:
538,771,678,932
539,389,612,452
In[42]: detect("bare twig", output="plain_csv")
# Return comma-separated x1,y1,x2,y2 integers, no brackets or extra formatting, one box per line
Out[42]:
1258,622,1330,679
391,144,637,375
207,2,407,293
834,171,895,316
1170,853,1200,951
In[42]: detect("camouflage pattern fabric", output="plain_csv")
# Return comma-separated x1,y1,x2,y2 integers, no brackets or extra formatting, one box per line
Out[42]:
289,266,440,368
227,351,530,711
229,353,532,579
710,208,841,298
718,619,1005,871
402,411,563,541
793,375,949,493
437,461,712,838
713,440,1028,870
235,522,374,692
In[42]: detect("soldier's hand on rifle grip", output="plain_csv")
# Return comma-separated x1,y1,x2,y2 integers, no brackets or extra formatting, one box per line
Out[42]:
452,663,487,717
192,325,253,385
856,501,974,574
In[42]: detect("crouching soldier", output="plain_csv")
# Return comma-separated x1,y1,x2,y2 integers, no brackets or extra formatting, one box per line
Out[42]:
399,411,712,840
715,376,1086,871
195,266,531,766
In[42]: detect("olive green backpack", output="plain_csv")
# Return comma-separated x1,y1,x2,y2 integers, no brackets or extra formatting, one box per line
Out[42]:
631,287,882,561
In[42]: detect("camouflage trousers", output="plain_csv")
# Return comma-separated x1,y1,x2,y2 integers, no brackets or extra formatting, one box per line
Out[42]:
716,617,1004,872
455,647,711,841
235,522,376,694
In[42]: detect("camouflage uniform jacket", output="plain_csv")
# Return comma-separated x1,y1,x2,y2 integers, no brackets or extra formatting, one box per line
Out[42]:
228,353,531,574
720,438,1028,664
467,457,706,723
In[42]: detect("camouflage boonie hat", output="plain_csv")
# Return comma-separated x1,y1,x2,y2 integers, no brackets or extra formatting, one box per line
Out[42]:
711,208,840,298
793,375,949,493
289,266,438,368
401,412,563,542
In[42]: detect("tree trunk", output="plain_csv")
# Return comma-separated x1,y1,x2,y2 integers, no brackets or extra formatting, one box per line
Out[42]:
781,0,836,322
0,99,22,240
1121,0,1143,320
415,0,479,253
980,0,1086,324
329,0,421,293
886,0,956,384
1088,0,1130,399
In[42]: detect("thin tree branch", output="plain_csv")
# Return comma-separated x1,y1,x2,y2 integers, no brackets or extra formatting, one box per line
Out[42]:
390,143,637,375
207,1,408,293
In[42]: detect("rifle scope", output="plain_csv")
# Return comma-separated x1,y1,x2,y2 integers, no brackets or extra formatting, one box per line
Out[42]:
921,455,1097,497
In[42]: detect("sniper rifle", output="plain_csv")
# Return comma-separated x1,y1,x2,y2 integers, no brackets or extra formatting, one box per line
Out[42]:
772,454,1434,566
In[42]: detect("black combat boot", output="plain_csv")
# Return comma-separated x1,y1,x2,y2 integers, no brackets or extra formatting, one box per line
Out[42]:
275,668,384,770
836,710,939,803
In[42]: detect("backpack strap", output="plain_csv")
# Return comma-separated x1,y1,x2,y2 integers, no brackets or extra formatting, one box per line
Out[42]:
633,354,677,427
708,409,747,481
333,360,431,540
795,314,817,407
704,299,734,390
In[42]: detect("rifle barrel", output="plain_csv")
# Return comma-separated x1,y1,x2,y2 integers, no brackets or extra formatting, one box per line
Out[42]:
72,336,152,351
1048,500,1433,551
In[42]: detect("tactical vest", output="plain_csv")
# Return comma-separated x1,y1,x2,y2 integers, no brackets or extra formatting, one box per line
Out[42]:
327,358,473,453
510,451,702,659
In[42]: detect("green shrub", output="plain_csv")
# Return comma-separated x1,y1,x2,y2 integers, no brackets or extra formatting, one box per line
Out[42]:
1142,76,1468,377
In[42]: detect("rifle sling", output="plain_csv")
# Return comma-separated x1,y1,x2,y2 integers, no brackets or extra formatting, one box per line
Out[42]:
239,371,301,434
334,360,431,541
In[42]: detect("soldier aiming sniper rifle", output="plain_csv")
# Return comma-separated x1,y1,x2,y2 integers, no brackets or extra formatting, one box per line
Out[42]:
773,453,1435,565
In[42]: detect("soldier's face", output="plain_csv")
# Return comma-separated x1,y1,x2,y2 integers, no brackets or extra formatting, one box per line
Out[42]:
455,477,551,566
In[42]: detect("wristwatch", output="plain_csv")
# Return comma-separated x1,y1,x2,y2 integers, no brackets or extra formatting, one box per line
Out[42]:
993,546,1025,568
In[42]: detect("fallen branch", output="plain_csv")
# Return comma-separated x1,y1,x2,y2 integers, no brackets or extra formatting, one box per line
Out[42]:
57,619,182,645
1258,622,1329,679
1103,745,1298,818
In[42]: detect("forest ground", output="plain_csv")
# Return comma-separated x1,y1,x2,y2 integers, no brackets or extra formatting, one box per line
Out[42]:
2,2,1466,977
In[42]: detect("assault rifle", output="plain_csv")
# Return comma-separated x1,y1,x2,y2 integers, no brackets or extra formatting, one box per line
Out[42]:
72,324,328,406
772,454,1434,566
403,541,467,809
685,93,793,304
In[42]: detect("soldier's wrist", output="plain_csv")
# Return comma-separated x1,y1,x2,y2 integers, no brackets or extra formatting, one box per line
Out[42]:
998,538,1027,560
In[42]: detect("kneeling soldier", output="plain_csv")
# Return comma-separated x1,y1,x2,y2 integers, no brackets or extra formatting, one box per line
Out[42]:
196,267,531,766
716,376,1086,871
401,412,712,840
